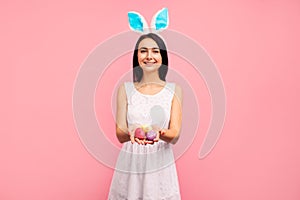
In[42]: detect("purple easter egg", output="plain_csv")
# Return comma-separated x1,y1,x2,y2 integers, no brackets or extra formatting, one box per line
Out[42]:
146,130,157,141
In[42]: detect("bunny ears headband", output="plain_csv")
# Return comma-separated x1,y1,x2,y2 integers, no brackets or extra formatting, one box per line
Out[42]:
128,7,169,34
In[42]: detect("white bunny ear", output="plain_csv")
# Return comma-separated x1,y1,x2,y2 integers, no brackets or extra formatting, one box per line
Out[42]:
128,11,149,33
150,8,169,32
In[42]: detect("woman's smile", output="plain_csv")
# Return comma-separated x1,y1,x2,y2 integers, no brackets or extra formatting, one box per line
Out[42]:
144,61,157,65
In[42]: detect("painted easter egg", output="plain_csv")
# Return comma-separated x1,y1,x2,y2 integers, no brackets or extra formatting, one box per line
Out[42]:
134,127,146,139
146,130,157,141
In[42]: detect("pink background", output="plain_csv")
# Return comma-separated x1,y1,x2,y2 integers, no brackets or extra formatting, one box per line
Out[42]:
2,0,300,199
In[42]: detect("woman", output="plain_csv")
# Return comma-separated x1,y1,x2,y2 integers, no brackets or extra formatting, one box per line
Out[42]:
108,33,183,200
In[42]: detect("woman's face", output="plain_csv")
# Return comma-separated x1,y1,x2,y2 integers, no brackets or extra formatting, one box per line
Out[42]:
137,38,162,72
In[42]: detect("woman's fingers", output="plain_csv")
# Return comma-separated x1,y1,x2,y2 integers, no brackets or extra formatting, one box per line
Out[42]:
135,137,143,144
130,135,135,144
132,137,159,145
145,140,154,145
141,139,146,145
152,130,160,142
133,137,152,145
159,129,166,136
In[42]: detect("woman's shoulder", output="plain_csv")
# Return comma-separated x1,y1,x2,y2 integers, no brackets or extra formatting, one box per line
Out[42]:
167,82,182,92
174,83,182,94
118,82,133,89
117,83,126,96
117,82,135,98
167,82,183,101
117,82,133,95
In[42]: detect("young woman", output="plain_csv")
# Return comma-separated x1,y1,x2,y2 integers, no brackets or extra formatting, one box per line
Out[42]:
108,33,183,200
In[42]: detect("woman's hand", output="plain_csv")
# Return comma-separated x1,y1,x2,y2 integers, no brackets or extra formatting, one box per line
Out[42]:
128,124,148,145
144,126,166,145
128,124,166,145
128,124,140,144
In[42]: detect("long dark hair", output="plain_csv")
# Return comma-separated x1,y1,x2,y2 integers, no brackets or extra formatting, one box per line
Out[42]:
132,33,168,82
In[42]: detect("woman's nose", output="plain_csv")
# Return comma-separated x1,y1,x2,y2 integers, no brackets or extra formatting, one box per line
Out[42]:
146,50,153,59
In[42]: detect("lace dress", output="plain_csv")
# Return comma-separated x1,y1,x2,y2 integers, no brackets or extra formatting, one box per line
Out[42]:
108,82,181,200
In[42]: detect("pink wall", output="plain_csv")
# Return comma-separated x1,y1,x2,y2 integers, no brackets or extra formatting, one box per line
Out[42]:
2,0,300,199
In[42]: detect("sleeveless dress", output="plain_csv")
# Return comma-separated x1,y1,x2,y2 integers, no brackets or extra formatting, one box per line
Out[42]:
108,82,181,200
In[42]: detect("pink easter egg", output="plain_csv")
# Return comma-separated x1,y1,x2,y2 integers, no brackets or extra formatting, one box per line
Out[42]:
134,128,146,139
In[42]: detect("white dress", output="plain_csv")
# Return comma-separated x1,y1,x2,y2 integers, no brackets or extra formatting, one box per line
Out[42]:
108,82,181,200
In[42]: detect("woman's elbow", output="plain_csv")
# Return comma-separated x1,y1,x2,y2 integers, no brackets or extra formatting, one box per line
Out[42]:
170,134,180,144
168,129,180,144
116,131,129,144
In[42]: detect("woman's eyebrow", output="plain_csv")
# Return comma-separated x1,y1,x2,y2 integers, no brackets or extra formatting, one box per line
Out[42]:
139,47,160,50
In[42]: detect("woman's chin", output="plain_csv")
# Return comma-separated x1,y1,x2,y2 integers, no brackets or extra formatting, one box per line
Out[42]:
141,65,160,71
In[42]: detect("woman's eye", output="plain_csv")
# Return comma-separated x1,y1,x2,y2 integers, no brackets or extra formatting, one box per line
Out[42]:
153,50,160,53
140,50,146,53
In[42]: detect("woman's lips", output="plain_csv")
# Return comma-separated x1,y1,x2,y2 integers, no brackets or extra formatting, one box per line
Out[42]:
144,61,156,65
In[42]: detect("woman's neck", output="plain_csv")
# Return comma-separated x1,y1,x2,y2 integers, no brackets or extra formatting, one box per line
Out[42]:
138,71,165,87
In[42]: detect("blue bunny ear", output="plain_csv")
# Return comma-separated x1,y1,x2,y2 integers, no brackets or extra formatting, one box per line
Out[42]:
128,11,149,33
151,8,169,32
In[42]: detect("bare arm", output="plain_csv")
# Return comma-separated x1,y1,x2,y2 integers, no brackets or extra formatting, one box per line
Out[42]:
115,83,153,145
159,84,183,144
115,83,131,143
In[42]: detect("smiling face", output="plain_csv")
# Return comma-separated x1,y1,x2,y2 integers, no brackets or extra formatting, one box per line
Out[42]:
137,38,162,72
